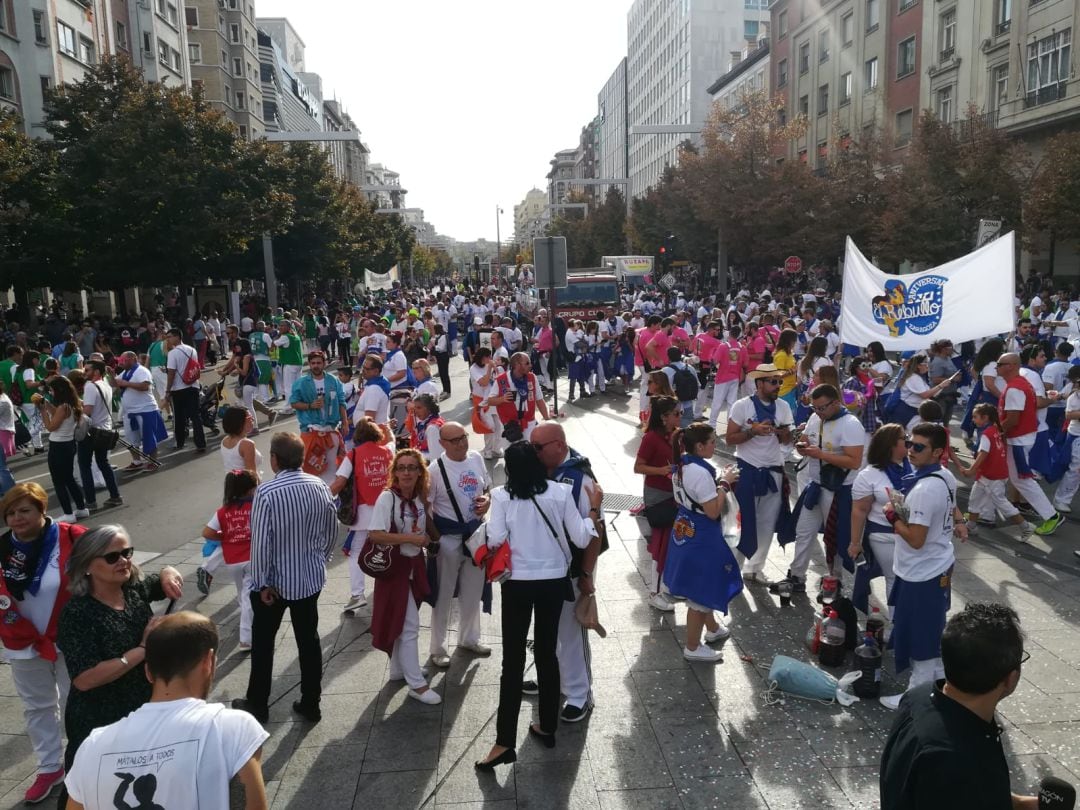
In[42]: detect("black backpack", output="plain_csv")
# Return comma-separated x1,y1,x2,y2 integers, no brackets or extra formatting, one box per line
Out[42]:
669,364,699,402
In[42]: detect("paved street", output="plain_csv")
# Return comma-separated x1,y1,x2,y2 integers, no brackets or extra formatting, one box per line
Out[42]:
2,358,1079,809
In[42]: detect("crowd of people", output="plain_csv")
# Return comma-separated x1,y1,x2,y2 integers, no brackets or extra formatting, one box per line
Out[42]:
0,273,1074,807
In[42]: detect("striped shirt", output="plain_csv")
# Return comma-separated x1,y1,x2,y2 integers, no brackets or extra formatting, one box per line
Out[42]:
249,468,338,600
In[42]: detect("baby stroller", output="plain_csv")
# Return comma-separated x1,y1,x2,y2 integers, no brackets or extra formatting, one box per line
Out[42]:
200,379,225,436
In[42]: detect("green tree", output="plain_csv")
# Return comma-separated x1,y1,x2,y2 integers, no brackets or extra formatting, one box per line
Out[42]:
1025,130,1080,262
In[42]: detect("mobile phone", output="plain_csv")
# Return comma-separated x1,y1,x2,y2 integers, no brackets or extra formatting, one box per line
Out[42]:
165,598,177,614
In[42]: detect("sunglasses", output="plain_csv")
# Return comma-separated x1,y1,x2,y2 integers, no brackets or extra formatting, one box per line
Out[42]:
99,547,135,565
811,400,837,413
905,440,929,453
1019,649,1031,666
396,464,421,473
761,378,783,385
442,434,469,444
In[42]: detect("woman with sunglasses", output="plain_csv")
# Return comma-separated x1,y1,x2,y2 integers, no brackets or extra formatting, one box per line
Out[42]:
56,525,183,797
368,449,441,705
634,396,681,612
0,484,89,804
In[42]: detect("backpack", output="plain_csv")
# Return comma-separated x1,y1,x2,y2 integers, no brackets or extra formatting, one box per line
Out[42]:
179,345,202,386
669,364,699,402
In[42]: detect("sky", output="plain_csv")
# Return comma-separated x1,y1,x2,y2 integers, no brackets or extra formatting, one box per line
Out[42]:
254,0,630,245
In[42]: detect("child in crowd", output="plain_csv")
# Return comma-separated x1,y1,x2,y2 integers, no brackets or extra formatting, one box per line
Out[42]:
201,469,257,650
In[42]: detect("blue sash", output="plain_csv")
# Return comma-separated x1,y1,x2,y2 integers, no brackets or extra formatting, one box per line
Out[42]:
851,462,912,612
787,481,855,572
733,460,791,558
1028,430,1052,477
662,500,744,614
126,410,169,455
1047,433,1078,484
887,567,953,673
1012,444,1036,479
882,376,922,425
960,377,997,437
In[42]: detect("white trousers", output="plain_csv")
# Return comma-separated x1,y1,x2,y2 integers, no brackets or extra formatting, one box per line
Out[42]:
280,364,302,404
557,577,592,709
20,403,43,449
638,367,649,403
388,592,426,690
790,487,837,579
969,477,1020,520
1054,438,1080,509
242,384,259,428
709,379,740,428
202,545,225,574
224,560,254,644
10,654,69,773
537,352,552,388
151,367,169,407
347,530,367,598
1006,444,1056,522
735,474,783,574
429,537,485,656
867,532,896,617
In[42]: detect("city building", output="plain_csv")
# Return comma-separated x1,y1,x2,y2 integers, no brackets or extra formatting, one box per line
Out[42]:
706,34,770,116
546,147,578,207
364,162,407,209
574,116,602,203
185,0,264,140
514,187,548,247
597,57,629,200
323,98,368,188
626,0,756,198
257,28,321,132
128,0,191,87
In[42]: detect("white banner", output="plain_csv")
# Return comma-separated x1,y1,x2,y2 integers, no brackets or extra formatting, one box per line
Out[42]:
365,269,394,291
839,232,1016,350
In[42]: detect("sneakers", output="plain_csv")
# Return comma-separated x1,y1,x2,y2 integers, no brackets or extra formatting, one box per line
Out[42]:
24,769,65,804
196,567,213,595
237,641,252,652
1054,503,1072,514
408,687,442,705
104,496,124,508
767,574,806,595
879,693,904,711
430,653,452,668
964,521,979,537
1035,512,1067,537
742,572,771,586
85,502,100,512
459,641,492,656
1018,522,1037,544
521,679,540,695
683,645,723,663
342,595,367,613
58,513,76,523
74,508,91,519
560,703,591,722
122,463,144,473
648,593,676,612
438,392,451,401
704,624,731,643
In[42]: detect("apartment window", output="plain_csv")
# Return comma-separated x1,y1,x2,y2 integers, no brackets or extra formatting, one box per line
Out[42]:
842,13,854,46
816,142,828,170
223,85,231,106
221,49,228,66
798,148,808,163
57,21,77,57
235,91,244,109
115,21,128,51
866,0,880,31
818,84,829,116
218,14,225,33
899,0,917,10
799,41,810,74
799,94,809,117
0,3,7,33
937,85,954,123
897,36,917,77
232,57,242,76
777,58,788,87
1026,29,1071,107
33,10,48,44
865,57,879,90
185,7,198,26
189,43,201,63
992,63,1009,111
229,23,240,43
778,10,788,38
745,20,759,39
40,76,50,96
228,0,238,8
895,109,913,145
0,67,14,101
840,72,852,104
995,0,1011,35
819,30,830,62
941,10,956,60
778,107,787,125
171,48,181,71
78,36,95,64
144,32,152,53
158,40,170,66
239,125,248,139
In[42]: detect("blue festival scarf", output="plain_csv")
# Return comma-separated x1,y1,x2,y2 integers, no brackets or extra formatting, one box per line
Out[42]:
902,462,942,492
364,375,391,397
1,519,58,600
750,396,777,424
884,460,915,493
120,362,141,381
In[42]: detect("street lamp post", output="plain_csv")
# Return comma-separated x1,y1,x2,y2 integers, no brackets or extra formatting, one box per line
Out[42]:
495,205,503,282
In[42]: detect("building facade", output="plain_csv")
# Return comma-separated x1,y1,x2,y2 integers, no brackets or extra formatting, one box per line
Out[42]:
257,29,321,133
707,36,771,114
323,98,368,188
626,0,754,198
185,0,263,140
129,0,191,87
598,57,629,200
546,147,577,207
574,116,601,203
514,187,548,247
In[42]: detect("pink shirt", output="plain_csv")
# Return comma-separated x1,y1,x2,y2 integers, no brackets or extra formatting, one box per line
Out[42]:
744,335,768,372
634,327,657,367
712,340,746,383
692,333,720,363
671,326,690,350
534,325,553,353
645,329,673,368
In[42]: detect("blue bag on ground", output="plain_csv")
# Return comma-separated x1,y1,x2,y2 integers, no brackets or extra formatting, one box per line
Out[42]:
766,654,839,701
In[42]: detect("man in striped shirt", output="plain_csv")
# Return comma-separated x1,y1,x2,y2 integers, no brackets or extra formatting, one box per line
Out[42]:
232,432,338,724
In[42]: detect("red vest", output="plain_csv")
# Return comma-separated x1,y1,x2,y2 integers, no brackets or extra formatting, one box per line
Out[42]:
352,442,394,507
215,501,252,564
494,372,538,428
999,376,1038,439
0,522,86,661
410,415,445,455
978,424,1010,481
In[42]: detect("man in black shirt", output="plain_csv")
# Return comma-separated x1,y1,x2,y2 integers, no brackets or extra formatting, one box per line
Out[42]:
880,603,1039,810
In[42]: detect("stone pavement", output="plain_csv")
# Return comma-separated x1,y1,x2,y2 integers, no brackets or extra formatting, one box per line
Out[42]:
2,387,1080,808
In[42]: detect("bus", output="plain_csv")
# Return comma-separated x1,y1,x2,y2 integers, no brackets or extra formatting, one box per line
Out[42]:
516,271,620,324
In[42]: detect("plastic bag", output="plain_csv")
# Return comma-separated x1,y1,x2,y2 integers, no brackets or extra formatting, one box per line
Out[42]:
721,491,740,549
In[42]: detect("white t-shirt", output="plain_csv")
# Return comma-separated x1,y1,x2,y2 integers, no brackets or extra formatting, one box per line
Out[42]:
980,361,1001,395
1020,367,1049,430
66,698,267,810
166,344,200,391
383,351,408,389
852,466,897,527
368,489,427,557
82,379,114,429
674,461,718,509
1044,360,1071,397
901,375,930,408
428,452,491,551
729,396,794,468
1068,392,1080,437
119,365,158,414
335,321,351,340
802,412,865,486
469,364,494,399
896,469,957,582
357,383,390,425
240,316,254,332
413,379,439,399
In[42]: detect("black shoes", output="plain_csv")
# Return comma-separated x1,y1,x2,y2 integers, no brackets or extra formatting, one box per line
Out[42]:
767,574,807,595
521,680,539,696
292,700,322,723
529,725,556,748
474,748,517,770
560,703,591,723
231,698,268,724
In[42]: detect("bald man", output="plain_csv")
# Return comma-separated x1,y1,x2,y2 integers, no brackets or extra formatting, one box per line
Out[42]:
65,613,269,810
111,350,168,469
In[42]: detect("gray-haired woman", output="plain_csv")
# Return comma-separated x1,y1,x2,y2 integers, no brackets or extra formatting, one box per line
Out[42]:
56,525,183,796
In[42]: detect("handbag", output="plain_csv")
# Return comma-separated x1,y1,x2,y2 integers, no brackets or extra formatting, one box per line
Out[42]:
357,493,412,580
643,496,678,529
86,382,120,452
337,448,357,526
816,419,848,492
574,592,608,638
530,496,577,602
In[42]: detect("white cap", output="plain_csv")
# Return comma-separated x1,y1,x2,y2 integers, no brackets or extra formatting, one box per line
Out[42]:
761,290,771,297
473,316,483,325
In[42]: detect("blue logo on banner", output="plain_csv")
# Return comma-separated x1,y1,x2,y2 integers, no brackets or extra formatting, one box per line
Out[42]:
871,276,947,337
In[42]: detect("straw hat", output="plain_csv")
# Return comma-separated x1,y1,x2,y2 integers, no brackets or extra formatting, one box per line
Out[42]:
747,363,783,380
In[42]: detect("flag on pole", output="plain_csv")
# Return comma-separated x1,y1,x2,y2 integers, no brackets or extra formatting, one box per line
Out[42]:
838,232,1016,351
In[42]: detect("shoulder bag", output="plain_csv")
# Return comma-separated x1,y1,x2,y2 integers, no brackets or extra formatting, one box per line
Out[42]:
357,493,409,580
336,448,357,526
530,495,577,602
436,458,485,561
86,382,120,452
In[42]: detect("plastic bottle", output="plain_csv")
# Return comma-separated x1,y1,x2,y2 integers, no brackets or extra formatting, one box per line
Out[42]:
818,608,847,667
866,607,886,648
853,632,883,698
805,605,829,654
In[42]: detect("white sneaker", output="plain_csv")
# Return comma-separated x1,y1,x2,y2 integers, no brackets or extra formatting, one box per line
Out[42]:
879,693,904,711
342,595,367,613
1019,522,1037,543
408,687,442,705
648,593,675,612
704,624,731,643
74,508,91,519
58,513,76,523
1053,503,1072,514
683,645,723,663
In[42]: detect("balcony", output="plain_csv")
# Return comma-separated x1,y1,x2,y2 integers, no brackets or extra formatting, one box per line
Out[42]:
940,47,954,61
952,110,999,138
1024,82,1068,109
995,20,1011,35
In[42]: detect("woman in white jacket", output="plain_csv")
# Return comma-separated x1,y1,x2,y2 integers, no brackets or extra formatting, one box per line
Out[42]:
475,441,603,769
